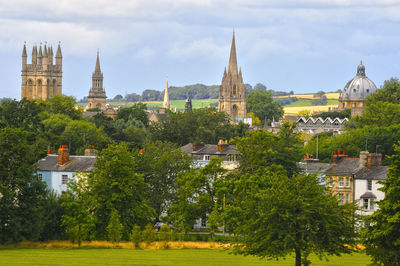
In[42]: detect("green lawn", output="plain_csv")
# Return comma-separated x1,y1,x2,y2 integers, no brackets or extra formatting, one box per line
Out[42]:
0,249,370,266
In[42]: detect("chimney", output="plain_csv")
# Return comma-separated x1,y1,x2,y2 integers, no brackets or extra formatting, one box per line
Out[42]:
217,139,229,152
193,143,205,152
332,149,348,164
359,151,369,168
368,153,382,169
58,145,69,165
84,145,97,156
47,146,52,155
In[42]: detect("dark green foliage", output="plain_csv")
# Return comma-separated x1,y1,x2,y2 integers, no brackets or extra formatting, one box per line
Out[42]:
116,103,149,127
0,128,47,244
39,191,66,241
149,108,248,146
46,95,82,120
107,209,123,243
158,224,172,242
133,141,192,222
142,223,156,244
88,142,154,239
279,97,298,106
167,84,219,100
312,109,350,119
366,78,400,105
246,90,284,125
234,124,303,177
362,142,400,265
227,168,358,266
253,83,267,91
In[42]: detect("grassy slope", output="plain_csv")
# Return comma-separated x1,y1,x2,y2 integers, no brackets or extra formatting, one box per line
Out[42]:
0,249,370,266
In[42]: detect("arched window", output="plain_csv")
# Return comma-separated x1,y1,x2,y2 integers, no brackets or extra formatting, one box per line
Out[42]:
46,79,50,99
53,79,57,96
27,79,33,99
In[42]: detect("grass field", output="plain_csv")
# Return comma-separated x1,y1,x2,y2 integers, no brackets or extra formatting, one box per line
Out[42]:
276,93,340,99
0,248,371,266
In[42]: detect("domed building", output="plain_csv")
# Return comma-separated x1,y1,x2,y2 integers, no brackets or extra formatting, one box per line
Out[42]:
338,61,378,116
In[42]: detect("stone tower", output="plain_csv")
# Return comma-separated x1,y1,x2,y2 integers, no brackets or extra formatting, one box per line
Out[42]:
185,93,192,112
87,51,107,110
163,77,170,109
218,31,246,121
21,42,62,100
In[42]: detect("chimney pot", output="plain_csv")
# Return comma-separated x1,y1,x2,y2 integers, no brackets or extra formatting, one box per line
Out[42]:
58,145,69,165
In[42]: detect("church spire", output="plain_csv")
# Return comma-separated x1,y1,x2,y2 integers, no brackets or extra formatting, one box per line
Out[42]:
163,76,170,109
228,30,238,75
95,49,101,73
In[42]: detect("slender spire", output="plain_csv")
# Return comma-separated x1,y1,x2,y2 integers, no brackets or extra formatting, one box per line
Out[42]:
43,43,48,57
163,76,170,109
227,30,238,75
56,42,62,58
22,42,27,57
95,49,101,73
32,45,37,64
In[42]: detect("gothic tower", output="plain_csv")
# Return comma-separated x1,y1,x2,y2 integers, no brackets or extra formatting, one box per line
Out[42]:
87,51,107,110
185,93,192,112
163,77,170,109
21,42,63,100
218,31,246,121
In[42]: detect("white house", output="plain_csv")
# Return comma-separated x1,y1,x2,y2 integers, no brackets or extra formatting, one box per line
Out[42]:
38,145,96,195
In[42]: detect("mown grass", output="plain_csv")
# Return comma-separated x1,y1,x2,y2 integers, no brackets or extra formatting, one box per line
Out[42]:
0,248,371,266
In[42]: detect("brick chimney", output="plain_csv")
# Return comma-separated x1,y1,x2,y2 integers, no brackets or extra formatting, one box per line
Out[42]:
47,146,53,155
84,145,97,156
193,143,205,152
58,145,69,165
217,139,229,152
368,153,382,168
359,151,369,168
332,149,348,164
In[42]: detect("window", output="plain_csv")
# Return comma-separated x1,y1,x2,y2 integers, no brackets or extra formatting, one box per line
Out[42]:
367,180,372,191
363,199,369,210
339,177,344,187
62,175,68,185
345,193,349,203
204,155,210,161
328,177,333,187
345,177,350,187
38,173,43,181
228,155,236,162
338,193,344,205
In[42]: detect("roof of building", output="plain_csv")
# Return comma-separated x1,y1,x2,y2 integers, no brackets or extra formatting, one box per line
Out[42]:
340,61,377,100
181,143,240,155
297,161,331,174
360,192,377,199
326,158,360,176
38,155,96,172
354,165,388,180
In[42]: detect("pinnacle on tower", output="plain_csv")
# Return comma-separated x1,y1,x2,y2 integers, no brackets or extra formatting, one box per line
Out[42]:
32,45,37,64
163,77,170,109
22,42,27,57
95,50,101,73
228,30,238,75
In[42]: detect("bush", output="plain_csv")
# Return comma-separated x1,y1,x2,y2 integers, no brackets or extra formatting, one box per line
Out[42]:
106,209,123,243
158,224,172,242
130,225,142,248
142,223,156,245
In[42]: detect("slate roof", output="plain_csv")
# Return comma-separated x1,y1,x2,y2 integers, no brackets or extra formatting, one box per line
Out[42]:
326,158,360,176
297,161,331,174
181,143,240,155
38,155,96,172
354,165,388,180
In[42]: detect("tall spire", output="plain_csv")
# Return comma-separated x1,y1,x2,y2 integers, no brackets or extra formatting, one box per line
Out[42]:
227,30,238,75
95,49,101,73
22,42,27,57
163,76,170,109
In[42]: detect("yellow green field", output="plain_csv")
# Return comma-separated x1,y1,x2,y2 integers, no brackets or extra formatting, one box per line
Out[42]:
277,93,340,99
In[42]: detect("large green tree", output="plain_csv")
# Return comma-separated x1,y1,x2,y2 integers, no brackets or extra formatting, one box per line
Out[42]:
88,142,154,239
246,90,284,125
0,128,47,244
227,168,358,266
362,142,400,265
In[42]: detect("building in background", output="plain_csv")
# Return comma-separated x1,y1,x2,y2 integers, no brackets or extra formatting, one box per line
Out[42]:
218,31,246,122
338,61,378,116
163,77,170,109
86,51,107,110
21,42,62,100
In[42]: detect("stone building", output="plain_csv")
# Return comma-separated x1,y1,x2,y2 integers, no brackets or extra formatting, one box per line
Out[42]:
338,61,378,116
21,42,62,100
184,94,192,112
86,51,107,110
218,31,246,122
296,117,348,135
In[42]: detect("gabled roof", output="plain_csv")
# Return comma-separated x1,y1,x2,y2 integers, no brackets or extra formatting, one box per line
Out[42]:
297,161,331,174
296,117,349,125
181,143,240,155
326,158,359,176
38,155,96,172
354,165,388,180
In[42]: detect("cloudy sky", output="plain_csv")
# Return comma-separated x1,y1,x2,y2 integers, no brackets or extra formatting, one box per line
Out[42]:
1,0,400,100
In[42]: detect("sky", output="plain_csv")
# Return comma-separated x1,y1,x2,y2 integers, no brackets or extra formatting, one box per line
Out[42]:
1,0,400,100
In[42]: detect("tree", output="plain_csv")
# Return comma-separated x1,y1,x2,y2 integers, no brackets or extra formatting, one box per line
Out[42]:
61,175,95,247
362,142,400,265
311,91,327,106
253,83,267,91
46,95,82,120
234,124,303,177
130,225,142,248
107,209,123,243
39,191,66,241
133,141,192,222
227,168,358,266
246,90,284,125
88,142,154,239
366,78,400,105
116,103,149,127
0,128,47,244
142,223,156,245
